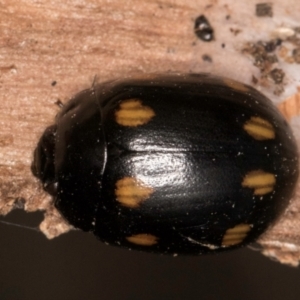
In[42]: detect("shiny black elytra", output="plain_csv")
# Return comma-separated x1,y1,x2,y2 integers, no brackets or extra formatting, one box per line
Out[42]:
32,74,299,255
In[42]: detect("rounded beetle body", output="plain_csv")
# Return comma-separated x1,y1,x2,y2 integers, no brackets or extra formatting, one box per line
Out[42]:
32,74,299,255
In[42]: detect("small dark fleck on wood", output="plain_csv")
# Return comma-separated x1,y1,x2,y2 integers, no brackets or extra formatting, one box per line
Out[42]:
55,99,64,108
256,3,273,17
243,41,278,72
269,68,284,84
266,54,278,64
262,39,282,52
202,54,212,62
230,28,241,36
252,75,258,84
292,48,300,63
194,15,214,42
274,85,284,96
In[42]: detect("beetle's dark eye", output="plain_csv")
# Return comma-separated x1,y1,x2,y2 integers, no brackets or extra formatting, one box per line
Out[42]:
31,125,57,196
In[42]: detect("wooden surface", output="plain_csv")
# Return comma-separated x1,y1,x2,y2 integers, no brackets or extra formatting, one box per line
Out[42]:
1,0,300,265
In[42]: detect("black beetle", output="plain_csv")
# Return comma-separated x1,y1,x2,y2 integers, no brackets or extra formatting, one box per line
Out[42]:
32,74,298,255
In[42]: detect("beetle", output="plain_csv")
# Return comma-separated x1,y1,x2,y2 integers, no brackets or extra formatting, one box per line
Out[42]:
32,73,299,255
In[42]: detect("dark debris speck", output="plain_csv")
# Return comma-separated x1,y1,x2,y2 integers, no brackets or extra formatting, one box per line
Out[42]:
55,99,64,108
243,41,278,71
292,48,300,63
194,15,214,42
252,76,258,84
269,68,284,84
230,28,242,36
242,40,286,95
202,54,213,63
256,3,273,17
294,27,300,34
274,85,284,96
263,39,282,52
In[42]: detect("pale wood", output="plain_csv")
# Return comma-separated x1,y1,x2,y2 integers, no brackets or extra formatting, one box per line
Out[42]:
1,0,300,266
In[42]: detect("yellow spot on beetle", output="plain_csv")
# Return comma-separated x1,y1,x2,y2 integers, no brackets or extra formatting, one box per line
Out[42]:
242,170,276,195
115,177,154,208
222,224,251,246
243,116,275,140
115,99,155,127
222,78,249,92
126,233,158,246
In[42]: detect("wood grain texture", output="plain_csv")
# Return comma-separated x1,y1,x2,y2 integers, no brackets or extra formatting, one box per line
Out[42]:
1,0,300,265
